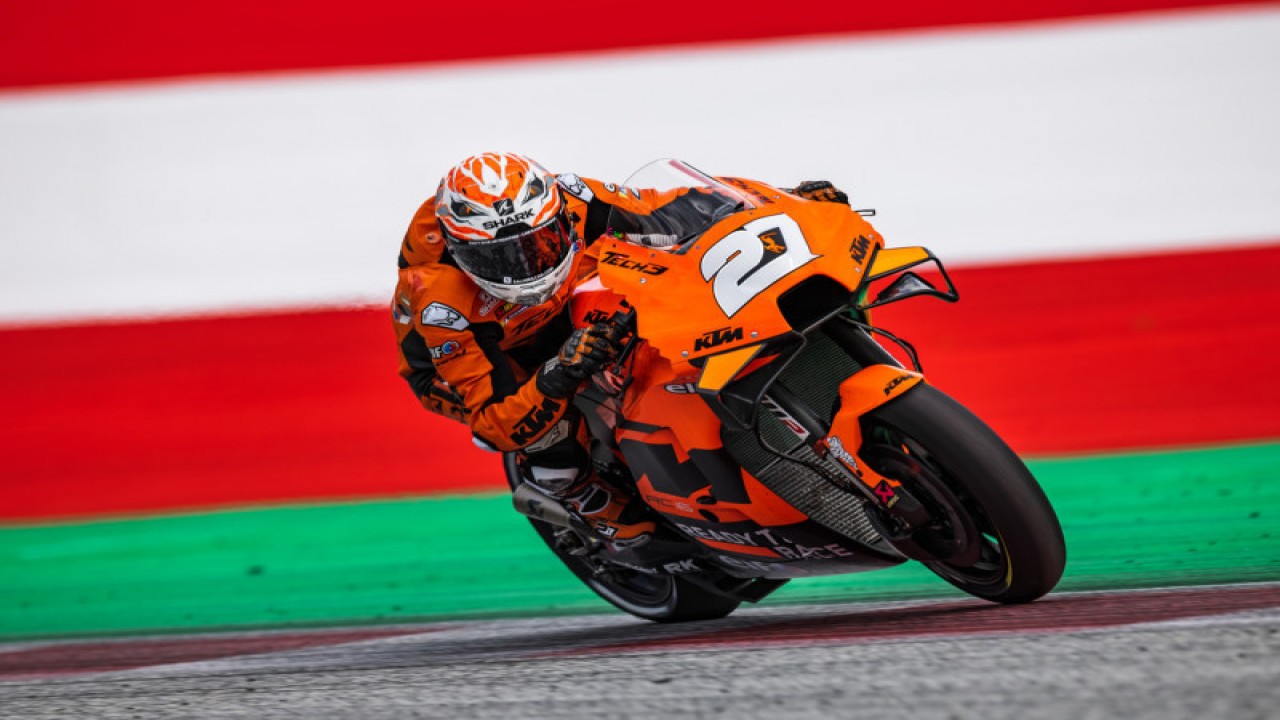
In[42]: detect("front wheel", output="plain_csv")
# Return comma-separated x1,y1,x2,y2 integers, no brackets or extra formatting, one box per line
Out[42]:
503,454,740,622
862,385,1066,603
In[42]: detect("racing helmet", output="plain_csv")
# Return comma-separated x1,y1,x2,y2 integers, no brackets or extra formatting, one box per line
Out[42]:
435,152,578,306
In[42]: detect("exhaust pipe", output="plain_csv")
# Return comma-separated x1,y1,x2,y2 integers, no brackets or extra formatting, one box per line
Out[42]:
511,482,592,533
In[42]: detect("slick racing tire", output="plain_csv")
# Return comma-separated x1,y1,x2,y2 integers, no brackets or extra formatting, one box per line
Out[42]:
503,454,740,622
862,385,1067,603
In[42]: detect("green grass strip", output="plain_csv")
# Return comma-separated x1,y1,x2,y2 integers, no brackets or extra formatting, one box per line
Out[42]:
2,442,1278,640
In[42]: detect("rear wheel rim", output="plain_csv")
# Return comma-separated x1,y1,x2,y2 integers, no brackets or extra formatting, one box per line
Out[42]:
588,570,676,613
549,527,678,614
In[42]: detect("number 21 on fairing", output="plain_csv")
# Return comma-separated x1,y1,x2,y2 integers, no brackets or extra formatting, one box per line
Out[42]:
699,215,820,317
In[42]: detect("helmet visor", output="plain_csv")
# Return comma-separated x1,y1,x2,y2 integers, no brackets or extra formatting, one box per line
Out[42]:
447,216,574,285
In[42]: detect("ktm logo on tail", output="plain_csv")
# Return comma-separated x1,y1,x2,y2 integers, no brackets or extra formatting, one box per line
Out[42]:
694,326,744,351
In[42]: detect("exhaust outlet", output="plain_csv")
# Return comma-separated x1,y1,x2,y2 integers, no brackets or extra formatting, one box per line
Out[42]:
511,483,591,533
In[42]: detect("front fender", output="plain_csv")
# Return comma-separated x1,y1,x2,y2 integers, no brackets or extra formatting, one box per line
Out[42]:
820,365,924,503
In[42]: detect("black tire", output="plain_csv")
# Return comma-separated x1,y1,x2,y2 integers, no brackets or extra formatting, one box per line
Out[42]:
863,385,1066,603
503,453,740,622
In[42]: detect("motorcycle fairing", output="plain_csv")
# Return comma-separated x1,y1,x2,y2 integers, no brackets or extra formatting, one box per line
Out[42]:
598,336,905,577
619,428,905,579
595,181,882,364
565,179,939,579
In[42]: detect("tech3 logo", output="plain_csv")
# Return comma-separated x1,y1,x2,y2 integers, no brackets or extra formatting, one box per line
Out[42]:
601,250,669,276
700,215,819,317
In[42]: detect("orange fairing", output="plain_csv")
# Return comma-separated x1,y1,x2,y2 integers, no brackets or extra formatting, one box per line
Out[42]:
824,365,924,493
596,181,883,363
866,246,932,279
696,344,762,393
634,470,805,529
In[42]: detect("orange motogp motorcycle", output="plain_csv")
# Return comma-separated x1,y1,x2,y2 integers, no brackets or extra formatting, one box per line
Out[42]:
506,160,1066,622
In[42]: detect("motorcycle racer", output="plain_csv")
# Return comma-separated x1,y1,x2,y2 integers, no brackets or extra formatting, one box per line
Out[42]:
392,152,848,544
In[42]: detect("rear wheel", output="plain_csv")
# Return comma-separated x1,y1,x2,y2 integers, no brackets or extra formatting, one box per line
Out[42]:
504,453,741,622
862,385,1066,603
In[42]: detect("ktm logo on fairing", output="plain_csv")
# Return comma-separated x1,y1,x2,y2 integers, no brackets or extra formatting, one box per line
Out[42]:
883,375,911,395
481,209,534,230
694,326,744,351
849,235,871,264
511,397,562,445
601,251,668,275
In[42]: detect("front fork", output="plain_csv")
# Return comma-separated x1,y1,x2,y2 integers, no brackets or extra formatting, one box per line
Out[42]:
813,365,930,527
763,321,931,528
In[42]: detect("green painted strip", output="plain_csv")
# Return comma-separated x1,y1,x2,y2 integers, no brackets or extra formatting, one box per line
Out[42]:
2,442,1278,640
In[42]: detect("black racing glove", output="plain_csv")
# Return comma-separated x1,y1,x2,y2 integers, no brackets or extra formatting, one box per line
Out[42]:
792,180,850,205
535,323,622,398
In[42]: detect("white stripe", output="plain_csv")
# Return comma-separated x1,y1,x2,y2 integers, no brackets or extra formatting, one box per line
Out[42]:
1,7,1278,323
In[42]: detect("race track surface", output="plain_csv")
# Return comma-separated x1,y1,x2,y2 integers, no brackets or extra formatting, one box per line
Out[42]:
2,583,1276,719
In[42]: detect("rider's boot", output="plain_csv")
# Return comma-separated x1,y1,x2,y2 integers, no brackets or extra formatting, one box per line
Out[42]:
520,424,657,546
523,461,656,546
558,472,656,547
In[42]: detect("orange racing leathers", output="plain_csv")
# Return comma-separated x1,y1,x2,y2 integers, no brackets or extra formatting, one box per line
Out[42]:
391,174,706,453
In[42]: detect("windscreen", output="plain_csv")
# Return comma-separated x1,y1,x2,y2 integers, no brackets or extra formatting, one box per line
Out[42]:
604,159,755,248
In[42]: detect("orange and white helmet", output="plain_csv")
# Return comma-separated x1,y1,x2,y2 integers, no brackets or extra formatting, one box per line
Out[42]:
435,153,578,305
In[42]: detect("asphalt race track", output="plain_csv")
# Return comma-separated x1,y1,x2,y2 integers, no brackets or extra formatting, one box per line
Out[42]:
2,583,1277,719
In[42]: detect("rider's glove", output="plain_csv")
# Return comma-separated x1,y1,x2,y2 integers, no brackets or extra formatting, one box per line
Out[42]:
792,180,850,205
535,323,621,398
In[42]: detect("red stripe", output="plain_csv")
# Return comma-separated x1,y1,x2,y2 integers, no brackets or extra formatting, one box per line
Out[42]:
879,243,1280,456
0,310,497,520
0,244,1276,521
1,1,1272,90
